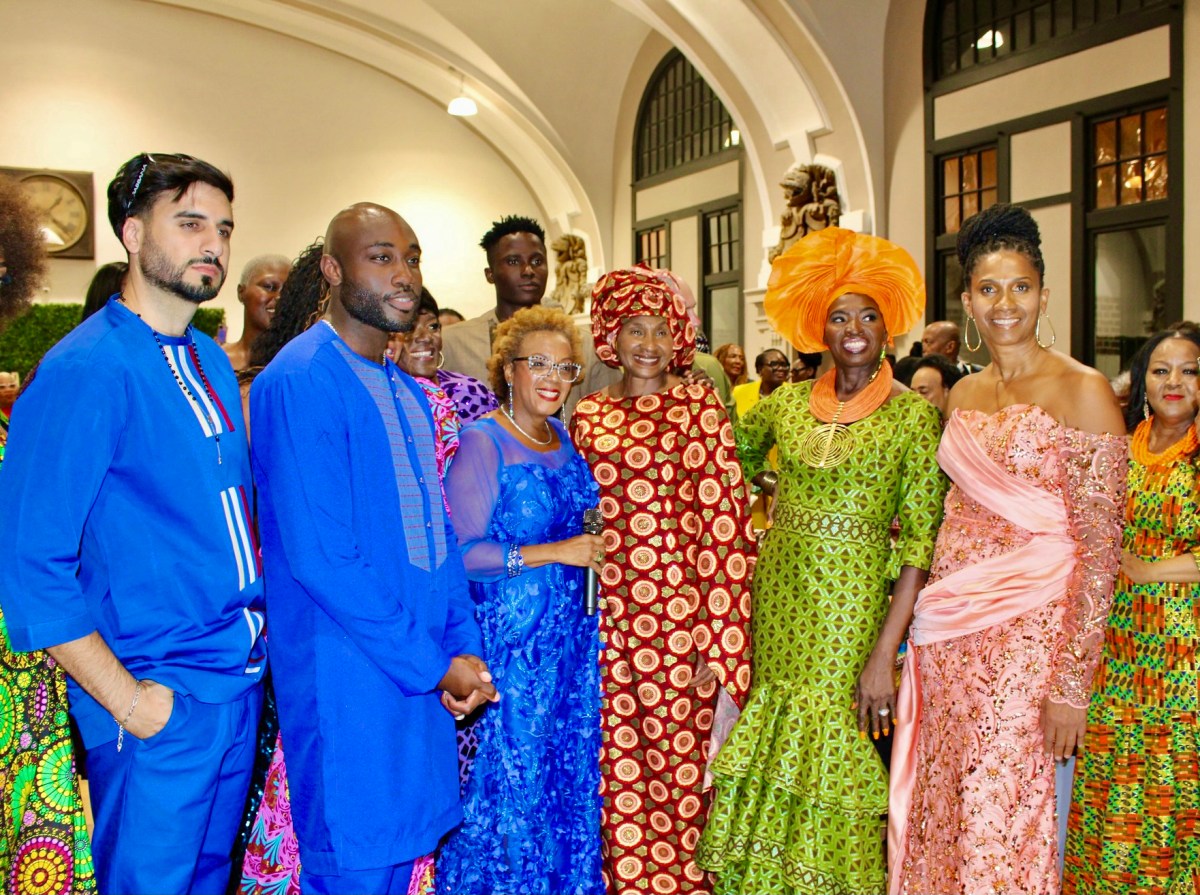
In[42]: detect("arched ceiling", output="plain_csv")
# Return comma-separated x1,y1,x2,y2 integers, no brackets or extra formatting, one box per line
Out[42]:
145,0,884,269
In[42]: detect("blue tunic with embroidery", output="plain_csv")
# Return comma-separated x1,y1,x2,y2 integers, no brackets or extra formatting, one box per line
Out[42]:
251,323,480,875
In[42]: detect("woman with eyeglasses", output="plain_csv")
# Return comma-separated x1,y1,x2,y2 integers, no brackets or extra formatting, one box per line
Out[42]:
436,306,605,895
570,266,754,894
732,348,791,420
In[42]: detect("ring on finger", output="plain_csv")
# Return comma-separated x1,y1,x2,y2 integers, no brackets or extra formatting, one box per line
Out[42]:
878,707,890,716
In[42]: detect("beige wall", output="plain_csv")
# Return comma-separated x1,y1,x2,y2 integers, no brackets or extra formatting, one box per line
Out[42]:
1010,123,1072,203
2,0,543,337
932,28,1170,141
883,0,930,356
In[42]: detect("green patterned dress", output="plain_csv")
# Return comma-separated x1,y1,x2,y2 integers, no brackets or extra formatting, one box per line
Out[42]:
1064,434,1200,894
696,383,946,894
0,615,95,895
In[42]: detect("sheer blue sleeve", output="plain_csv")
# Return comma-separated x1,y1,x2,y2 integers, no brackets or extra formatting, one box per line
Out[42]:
445,423,507,583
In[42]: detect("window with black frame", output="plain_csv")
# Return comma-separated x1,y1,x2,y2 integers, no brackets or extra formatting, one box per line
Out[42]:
635,50,738,182
636,226,668,269
932,145,999,364
1087,104,1170,378
702,208,741,351
933,0,1169,81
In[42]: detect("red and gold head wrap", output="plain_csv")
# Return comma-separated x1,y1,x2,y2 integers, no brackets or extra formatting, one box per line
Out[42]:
591,265,696,369
764,227,925,353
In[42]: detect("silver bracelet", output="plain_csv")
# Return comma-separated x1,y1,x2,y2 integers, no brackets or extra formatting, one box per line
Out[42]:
506,543,526,578
116,680,143,753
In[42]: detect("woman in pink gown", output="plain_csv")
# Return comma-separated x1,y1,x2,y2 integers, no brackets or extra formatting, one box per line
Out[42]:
888,204,1128,895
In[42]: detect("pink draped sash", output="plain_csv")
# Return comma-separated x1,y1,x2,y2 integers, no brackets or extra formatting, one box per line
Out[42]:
886,412,1077,894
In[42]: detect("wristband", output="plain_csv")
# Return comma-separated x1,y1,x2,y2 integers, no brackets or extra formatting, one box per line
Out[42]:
116,680,143,753
506,543,526,578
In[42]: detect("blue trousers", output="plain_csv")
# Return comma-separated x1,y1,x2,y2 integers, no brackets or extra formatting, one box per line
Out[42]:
301,860,416,894
86,686,262,895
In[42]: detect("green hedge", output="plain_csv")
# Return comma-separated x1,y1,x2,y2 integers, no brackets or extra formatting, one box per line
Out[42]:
0,304,225,377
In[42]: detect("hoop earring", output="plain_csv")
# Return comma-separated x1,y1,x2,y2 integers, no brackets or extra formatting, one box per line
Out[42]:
963,315,982,353
437,350,445,370
1144,396,1151,421
1035,313,1057,349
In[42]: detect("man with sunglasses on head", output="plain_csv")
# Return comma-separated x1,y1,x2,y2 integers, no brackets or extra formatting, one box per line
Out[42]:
0,152,264,894
250,202,496,894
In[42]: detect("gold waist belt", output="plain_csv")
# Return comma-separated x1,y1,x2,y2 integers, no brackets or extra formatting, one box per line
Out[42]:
772,504,889,545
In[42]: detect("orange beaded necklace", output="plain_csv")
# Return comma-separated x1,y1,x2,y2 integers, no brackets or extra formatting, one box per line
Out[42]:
807,358,894,424
1131,418,1198,467
798,358,893,468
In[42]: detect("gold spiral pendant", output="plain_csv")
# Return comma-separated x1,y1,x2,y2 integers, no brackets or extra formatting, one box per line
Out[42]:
797,422,854,468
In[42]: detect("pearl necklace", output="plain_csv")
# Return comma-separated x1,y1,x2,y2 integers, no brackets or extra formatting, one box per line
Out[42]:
504,407,552,445
119,296,223,464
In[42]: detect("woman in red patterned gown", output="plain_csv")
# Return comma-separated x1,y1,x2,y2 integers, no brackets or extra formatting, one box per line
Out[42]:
571,266,754,894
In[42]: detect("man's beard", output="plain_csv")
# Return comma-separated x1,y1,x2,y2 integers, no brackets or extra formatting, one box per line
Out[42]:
341,279,415,334
139,234,224,304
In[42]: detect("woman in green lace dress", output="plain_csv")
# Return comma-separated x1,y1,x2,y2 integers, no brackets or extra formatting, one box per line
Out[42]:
697,228,946,893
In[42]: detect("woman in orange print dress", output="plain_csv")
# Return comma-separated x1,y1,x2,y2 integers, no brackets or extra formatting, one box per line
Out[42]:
571,265,754,895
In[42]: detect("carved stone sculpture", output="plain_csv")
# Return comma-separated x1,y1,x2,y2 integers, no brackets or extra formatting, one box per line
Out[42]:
768,163,842,262
548,234,590,315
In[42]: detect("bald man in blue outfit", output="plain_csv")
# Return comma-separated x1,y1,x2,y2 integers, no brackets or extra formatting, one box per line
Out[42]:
251,202,497,895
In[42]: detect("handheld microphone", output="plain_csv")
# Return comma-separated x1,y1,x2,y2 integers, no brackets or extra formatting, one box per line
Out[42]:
583,507,603,616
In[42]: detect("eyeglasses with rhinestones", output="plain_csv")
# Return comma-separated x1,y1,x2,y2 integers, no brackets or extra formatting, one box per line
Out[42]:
512,355,583,383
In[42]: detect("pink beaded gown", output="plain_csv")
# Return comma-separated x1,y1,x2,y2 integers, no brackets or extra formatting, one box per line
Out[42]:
889,405,1126,895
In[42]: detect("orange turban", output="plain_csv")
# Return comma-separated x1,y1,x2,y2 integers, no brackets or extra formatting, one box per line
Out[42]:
764,227,925,353
591,265,696,369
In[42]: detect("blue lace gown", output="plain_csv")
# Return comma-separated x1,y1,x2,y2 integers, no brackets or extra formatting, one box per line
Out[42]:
438,416,604,895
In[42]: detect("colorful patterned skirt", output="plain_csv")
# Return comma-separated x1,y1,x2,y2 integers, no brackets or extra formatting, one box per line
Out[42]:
238,733,435,895
1064,701,1200,894
0,616,95,895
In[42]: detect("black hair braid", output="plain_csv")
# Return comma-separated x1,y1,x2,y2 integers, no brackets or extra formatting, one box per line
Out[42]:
956,203,1045,290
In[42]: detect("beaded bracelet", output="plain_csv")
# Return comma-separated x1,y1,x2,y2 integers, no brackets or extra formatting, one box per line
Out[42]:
506,543,526,578
116,680,143,753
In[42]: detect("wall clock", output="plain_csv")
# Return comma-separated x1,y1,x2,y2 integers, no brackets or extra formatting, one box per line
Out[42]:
0,167,95,260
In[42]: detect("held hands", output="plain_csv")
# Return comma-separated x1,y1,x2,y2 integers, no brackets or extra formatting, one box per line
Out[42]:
681,368,715,390
1041,697,1086,761
439,654,500,719
854,652,897,740
126,679,175,740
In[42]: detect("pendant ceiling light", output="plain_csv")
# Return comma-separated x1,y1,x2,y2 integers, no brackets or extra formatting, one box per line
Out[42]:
447,70,477,117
